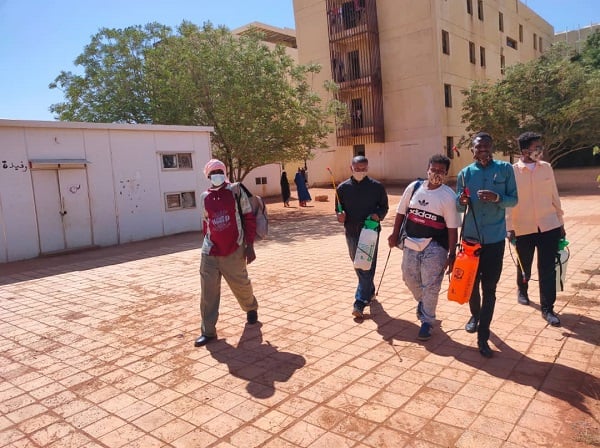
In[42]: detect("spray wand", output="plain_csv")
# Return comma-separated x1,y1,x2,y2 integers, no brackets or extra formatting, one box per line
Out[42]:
327,167,343,212
510,236,528,284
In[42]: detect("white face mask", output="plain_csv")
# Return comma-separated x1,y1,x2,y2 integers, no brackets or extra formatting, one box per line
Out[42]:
210,173,226,187
529,149,543,161
353,171,367,182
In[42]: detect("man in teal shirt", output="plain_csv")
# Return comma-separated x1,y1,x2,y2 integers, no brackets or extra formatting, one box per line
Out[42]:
456,132,518,357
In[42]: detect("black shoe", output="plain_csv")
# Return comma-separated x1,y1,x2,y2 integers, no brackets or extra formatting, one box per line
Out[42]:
542,310,561,327
352,301,365,319
478,341,493,358
417,322,432,341
517,293,530,305
465,316,478,333
194,335,215,347
247,310,258,324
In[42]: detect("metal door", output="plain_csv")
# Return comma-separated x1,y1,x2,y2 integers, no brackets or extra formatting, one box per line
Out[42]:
32,169,92,253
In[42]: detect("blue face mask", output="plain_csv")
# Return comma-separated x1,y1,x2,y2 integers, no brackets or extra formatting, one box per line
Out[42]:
210,174,226,186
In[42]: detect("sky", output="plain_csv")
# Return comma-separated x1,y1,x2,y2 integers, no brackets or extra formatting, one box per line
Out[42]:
0,0,597,122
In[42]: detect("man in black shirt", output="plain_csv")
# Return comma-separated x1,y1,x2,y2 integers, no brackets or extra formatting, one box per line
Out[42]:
336,156,389,319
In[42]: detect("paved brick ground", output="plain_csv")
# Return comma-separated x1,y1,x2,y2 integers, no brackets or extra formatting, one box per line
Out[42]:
1,186,599,448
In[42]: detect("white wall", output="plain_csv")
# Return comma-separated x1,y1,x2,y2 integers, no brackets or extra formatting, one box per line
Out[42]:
0,120,213,263
0,126,39,261
243,163,282,198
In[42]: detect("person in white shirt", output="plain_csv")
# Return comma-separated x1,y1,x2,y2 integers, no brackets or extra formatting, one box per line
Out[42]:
506,132,565,327
388,154,460,341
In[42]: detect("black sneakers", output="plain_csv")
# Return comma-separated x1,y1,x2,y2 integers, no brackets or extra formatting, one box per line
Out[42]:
517,292,530,305
247,310,258,324
417,322,432,341
478,341,493,358
542,310,561,327
465,316,478,333
352,301,366,319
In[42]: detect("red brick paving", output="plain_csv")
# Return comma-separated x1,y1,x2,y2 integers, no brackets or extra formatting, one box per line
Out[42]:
1,186,599,447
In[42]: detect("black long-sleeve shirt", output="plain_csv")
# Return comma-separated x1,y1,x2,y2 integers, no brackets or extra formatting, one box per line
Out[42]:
337,176,389,238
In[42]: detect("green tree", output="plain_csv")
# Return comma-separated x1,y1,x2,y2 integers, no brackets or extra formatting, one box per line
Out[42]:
147,22,344,180
460,42,600,166
49,23,171,123
576,29,600,70
50,21,344,181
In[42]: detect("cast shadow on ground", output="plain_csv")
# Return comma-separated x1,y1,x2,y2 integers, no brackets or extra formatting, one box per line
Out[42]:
206,322,306,399
509,299,599,347
368,298,599,417
558,312,600,347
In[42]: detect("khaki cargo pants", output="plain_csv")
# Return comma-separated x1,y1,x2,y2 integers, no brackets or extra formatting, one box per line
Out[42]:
200,245,258,337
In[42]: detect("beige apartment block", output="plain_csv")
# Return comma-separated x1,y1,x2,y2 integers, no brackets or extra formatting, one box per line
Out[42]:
293,0,553,182
555,23,600,52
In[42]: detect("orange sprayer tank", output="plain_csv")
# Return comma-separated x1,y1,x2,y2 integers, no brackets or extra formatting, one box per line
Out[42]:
448,239,482,305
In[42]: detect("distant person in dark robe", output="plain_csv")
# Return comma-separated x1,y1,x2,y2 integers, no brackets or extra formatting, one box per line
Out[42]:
294,168,312,207
280,171,291,207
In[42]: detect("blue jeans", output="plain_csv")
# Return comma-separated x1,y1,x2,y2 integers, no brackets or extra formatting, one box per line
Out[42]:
345,233,379,303
401,241,447,325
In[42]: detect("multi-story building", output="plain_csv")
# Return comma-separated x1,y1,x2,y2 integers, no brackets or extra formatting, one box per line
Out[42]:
555,23,600,53
292,0,553,183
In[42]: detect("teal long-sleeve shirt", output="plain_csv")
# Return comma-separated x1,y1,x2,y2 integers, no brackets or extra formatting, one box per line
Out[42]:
456,159,518,244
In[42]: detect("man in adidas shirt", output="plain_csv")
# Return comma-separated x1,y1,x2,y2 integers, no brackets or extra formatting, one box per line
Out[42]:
388,154,460,341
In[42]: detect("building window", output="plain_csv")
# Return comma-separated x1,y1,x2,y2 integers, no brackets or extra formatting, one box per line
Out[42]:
165,191,196,211
500,55,506,75
539,36,543,52
477,0,484,20
519,24,523,42
353,144,365,157
499,12,504,31
161,153,193,170
348,50,361,80
255,177,267,185
469,41,476,64
446,136,455,159
341,1,357,29
442,30,450,55
351,98,363,128
480,46,486,67
466,0,473,15
533,33,537,50
444,84,452,108
506,37,518,50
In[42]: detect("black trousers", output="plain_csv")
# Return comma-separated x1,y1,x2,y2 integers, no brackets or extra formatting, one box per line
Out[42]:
469,240,505,344
515,226,561,312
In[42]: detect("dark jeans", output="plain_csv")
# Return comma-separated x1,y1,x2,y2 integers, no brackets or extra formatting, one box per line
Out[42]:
469,240,505,344
345,232,379,303
515,227,561,312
